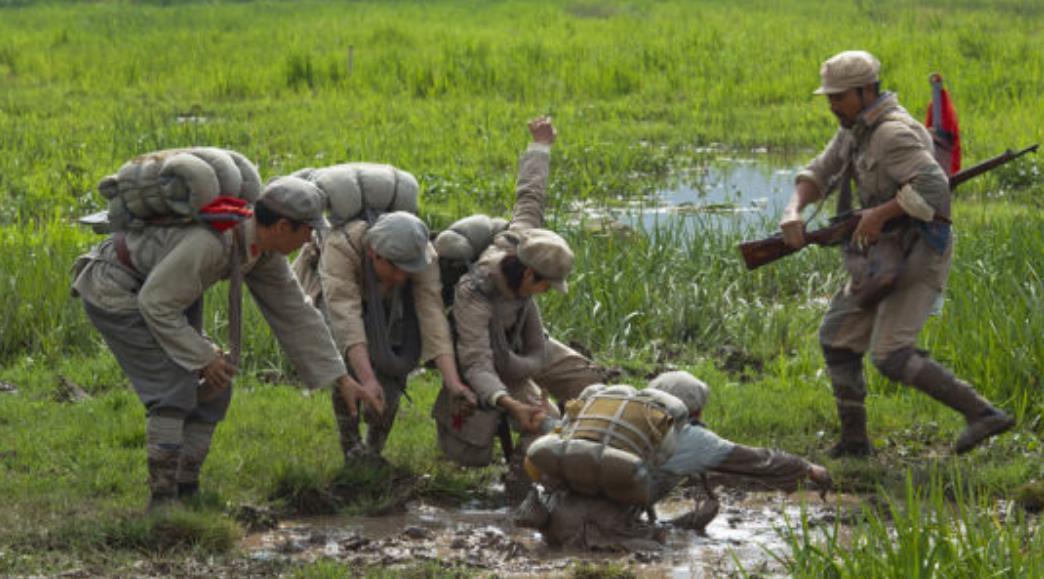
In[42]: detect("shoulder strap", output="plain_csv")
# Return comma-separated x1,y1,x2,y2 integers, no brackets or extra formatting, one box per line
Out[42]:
227,224,244,371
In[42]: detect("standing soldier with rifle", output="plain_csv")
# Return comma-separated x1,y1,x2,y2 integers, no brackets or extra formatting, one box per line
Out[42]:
777,50,1014,457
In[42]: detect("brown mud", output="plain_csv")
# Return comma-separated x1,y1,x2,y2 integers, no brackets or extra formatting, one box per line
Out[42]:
240,489,862,577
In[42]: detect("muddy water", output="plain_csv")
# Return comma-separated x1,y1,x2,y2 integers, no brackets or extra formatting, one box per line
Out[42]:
242,490,857,577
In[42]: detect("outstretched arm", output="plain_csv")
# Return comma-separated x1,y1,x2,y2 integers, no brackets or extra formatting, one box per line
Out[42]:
508,116,556,232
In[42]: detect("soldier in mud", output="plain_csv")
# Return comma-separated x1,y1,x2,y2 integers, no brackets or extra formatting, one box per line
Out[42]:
778,50,1013,457
71,179,384,510
515,371,832,551
449,116,607,501
300,208,478,462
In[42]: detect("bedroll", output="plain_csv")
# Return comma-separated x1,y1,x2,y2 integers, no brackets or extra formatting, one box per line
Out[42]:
291,163,418,224
525,384,689,507
95,147,261,233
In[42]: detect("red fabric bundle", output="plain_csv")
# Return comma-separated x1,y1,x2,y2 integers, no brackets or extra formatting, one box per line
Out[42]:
198,196,254,232
925,76,961,175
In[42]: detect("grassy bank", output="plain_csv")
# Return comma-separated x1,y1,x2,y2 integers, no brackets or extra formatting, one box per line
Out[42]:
1,0,1041,576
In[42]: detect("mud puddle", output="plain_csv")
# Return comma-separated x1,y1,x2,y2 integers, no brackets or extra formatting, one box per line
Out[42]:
242,490,860,577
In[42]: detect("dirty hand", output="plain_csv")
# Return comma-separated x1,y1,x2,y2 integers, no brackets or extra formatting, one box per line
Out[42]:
337,375,385,419
780,207,806,249
509,402,547,434
851,208,884,249
807,463,833,499
528,116,557,146
446,381,478,413
200,354,236,391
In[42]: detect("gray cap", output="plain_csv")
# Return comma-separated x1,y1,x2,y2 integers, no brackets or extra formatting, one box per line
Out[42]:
647,371,709,414
516,228,574,292
365,211,436,274
259,176,327,229
814,50,880,95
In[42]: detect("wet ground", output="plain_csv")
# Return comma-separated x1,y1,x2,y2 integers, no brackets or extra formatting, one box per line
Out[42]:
241,489,860,577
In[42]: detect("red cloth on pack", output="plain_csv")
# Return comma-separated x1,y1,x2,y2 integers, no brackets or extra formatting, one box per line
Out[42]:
197,196,253,232
925,85,961,175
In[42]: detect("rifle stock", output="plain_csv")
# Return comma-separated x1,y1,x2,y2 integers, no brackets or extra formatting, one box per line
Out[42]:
739,214,859,270
738,143,1038,270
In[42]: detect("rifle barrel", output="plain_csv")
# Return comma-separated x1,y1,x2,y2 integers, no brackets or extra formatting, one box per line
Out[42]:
950,144,1038,189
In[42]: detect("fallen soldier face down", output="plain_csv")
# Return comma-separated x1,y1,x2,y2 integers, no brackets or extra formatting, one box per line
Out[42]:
515,371,831,550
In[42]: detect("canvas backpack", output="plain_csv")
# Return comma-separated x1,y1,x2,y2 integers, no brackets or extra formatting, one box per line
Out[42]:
432,214,509,307
524,384,690,507
290,162,420,305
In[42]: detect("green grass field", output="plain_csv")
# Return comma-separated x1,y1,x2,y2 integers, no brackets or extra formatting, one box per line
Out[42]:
1,0,1041,576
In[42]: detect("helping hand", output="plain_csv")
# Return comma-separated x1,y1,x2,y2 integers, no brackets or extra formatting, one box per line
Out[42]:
337,375,385,419
510,402,547,434
446,382,478,415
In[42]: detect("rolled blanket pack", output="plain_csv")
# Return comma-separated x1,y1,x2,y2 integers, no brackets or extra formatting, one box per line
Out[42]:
434,214,510,262
100,147,261,232
525,384,689,507
293,163,419,224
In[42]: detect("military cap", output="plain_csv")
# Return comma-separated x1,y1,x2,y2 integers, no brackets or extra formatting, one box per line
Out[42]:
814,50,881,95
516,228,573,293
365,211,436,274
648,371,710,414
259,176,327,229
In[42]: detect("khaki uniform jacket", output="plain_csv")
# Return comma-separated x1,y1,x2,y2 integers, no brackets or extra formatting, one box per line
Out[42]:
71,219,347,389
317,220,453,363
453,144,552,407
796,92,950,222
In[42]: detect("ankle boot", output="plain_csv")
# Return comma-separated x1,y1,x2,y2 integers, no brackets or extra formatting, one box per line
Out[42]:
907,358,1014,454
828,398,872,458
177,422,215,501
147,447,181,512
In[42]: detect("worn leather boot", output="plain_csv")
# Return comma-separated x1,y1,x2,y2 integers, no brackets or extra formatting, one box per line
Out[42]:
177,422,215,501
823,347,872,458
145,413,183,512
147,447,181,512
907,359,1014,454
827,399,872,458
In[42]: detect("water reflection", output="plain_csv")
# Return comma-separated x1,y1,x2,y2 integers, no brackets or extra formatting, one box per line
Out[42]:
570,158,816,237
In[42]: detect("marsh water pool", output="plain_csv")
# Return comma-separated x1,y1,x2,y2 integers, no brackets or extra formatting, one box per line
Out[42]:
568,156,831,238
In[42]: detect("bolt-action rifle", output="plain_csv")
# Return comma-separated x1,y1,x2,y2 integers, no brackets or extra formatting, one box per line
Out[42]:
738,144,1038,270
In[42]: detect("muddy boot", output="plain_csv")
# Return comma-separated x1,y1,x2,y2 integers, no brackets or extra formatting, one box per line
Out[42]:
332,386,365,462
823,347,871,458
177,421,215,500
146,414,183,511
828,399,872,458
907,358,1014,454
